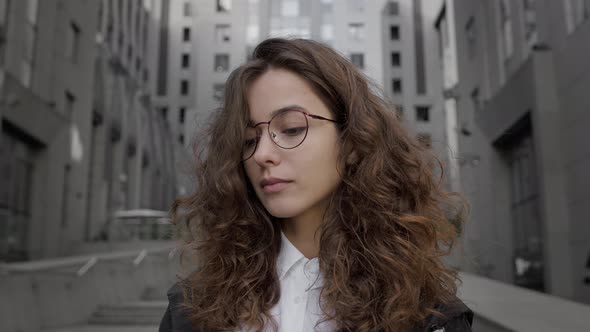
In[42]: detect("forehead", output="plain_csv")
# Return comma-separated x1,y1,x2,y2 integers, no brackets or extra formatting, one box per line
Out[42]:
246,68,331,123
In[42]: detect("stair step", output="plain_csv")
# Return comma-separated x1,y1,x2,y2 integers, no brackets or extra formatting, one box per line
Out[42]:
90,300,168,325
94,309,166,316
89,315,163,325
98,301,169,309
141,287,168,301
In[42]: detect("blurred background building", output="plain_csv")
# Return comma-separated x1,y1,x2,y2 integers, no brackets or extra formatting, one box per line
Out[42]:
1,1,590,330
436,0,590,304
0,0,100,260
0,0,178,261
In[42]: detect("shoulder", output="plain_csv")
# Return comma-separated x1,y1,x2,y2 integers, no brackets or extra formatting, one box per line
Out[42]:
159,282,201,332
160,282,473,332
414,297,474,332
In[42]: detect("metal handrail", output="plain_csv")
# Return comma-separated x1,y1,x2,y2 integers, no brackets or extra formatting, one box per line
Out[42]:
0,245,175,276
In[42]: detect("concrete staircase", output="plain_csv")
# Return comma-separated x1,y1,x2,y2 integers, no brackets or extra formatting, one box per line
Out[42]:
87,287,168,326
43,287,170,332
88,301,168,325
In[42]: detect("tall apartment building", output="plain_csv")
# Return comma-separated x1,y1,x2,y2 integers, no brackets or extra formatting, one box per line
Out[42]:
380,0,451,189
0,0,99,260
251,0,388,92
0,0,178,261
155,0,452,206
152,0,248,194
88,0,177,244
151,0,196,196
436,0,590,304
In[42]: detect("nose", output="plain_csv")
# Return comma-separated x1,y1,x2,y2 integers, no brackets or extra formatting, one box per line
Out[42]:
252,127,281,166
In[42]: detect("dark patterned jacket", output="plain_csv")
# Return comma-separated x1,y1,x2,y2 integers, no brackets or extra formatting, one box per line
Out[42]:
159,283,473,332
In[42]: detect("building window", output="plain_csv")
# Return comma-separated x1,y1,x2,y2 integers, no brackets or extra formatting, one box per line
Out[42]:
22,24,35,87
127,44,133,62
385,1,399,15
506,132,544,291
180,80,190,95
499,0,513,60
392,78,402,94
183,1,192,17
347,0,365,12
564,0,588,33
217,0,231,12
178,108,186,124
65,22,81,63
415,105,430,122
160,107,168,119
214,54,230,72
471,88,481,113
181,53,190,68
213,84,225,101
182,27,191,42
22,0,38,87
27,0,38,24
396,104,404,119
350,53,364,69
348,23,365,41
391,52,401,67
417,133,432,148
65,91,76,117
118,30,124,50
522,0,537,44
0,131,35,261
215,24,231,43
390,25,400,40
465,17,477,59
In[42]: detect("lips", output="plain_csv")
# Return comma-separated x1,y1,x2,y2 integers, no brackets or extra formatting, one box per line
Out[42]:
260,177,292,193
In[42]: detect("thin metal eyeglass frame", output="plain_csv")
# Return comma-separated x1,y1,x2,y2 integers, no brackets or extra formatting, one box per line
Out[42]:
242,109,341,161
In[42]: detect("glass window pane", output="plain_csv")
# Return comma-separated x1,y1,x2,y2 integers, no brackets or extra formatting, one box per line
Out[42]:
350,53,364,69
217,0,231,12
348,23,365,41
215,24,231,43
213,83,225,101
214,54,229,72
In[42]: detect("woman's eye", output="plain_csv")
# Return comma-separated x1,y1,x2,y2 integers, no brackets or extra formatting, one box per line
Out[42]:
244,138,257,148
282,127,306,136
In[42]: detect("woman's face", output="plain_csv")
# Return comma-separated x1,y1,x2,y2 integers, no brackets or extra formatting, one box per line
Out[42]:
243,68,342,220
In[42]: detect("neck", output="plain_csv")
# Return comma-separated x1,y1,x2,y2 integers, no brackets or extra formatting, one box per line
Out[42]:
280,200,328,259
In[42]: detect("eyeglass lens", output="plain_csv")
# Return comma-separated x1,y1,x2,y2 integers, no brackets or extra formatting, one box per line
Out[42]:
243,110,309,160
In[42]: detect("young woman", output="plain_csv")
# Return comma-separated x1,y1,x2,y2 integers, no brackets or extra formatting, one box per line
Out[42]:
159,38,473,332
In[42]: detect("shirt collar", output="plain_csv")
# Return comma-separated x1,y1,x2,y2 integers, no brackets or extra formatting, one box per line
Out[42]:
277,230,305,280
276,231,325,290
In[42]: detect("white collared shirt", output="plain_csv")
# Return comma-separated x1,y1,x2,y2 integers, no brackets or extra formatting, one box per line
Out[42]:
241,231,336,332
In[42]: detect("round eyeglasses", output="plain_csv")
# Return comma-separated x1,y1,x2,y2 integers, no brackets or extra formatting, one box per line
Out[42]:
242,108,340,161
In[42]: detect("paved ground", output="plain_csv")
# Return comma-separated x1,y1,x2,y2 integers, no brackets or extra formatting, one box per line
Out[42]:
43,325,158,332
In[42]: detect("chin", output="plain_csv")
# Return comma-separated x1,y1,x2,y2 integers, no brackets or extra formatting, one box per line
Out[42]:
261,199,305,219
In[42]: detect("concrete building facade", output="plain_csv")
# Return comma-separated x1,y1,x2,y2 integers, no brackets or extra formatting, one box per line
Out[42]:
191,0,248,137
88,0,177,243
150,0,197,195
436,0,590,304
0,0,99,260
0,0,179,261
380,0,451,190
152,0,249,194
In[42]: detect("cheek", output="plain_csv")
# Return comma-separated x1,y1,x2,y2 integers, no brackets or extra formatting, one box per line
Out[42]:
296,137,341,187
243,162,259,188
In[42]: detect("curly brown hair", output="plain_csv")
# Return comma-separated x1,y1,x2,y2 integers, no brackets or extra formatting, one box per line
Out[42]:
171,38,468,332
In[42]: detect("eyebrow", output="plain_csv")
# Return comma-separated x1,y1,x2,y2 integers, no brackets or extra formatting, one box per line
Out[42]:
247,104,307,126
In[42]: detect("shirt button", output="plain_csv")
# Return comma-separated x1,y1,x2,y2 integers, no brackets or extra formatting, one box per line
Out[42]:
294,296,303,304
